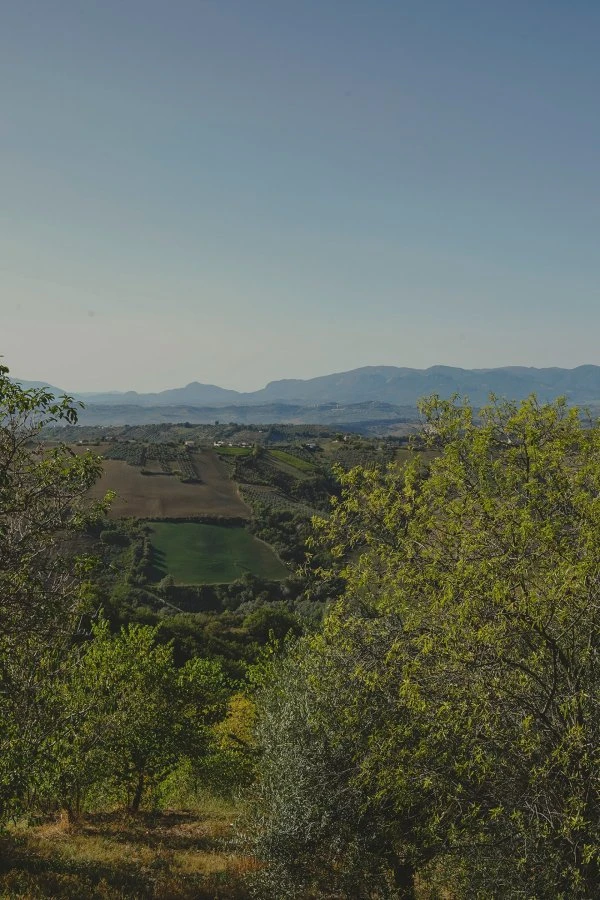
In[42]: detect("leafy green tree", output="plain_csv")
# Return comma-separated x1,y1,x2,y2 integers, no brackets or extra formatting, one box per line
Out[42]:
197,692,256,799
242,603,302,645
99,528,130,547
252,395,600,897
157,573,175,595
0,364,107,822
46,620,230,815
248,637,420,899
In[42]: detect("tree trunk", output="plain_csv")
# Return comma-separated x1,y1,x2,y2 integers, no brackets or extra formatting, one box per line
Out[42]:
60,804,75,828
391,860,416,898
130,772,145,813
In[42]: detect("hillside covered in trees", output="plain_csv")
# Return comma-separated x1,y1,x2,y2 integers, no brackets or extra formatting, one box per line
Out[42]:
3,365,600,897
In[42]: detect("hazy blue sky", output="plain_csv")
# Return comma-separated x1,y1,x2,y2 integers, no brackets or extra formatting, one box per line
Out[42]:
2,0,600,391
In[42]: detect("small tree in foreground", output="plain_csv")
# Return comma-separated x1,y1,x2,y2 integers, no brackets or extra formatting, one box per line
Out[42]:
45,621,230,816
251,395,600,897
249,639,418,899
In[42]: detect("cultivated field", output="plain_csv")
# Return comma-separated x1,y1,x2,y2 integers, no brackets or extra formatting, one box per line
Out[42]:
267,449,316,473
238,484,316,518
80,447,250,519
149,522,288,584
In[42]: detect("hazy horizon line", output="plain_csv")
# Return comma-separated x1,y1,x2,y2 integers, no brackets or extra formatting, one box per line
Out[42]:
12,360,600,396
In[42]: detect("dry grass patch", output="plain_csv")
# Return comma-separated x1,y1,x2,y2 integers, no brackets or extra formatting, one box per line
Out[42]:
0,810,254,899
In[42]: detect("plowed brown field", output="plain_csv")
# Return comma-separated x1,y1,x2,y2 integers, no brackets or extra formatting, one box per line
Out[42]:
82,448,250,519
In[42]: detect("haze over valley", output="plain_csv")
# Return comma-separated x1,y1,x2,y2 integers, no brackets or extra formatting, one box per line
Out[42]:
17,364,600,428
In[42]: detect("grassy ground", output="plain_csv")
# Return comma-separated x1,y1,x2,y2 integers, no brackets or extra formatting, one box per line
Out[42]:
267,450,316,473
0,809,254,899
149,522,288,584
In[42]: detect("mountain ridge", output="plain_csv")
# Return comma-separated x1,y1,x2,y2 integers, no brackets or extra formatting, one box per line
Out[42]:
14,364,600,408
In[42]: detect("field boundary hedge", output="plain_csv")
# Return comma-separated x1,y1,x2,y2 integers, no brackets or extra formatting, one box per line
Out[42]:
140,515,249,527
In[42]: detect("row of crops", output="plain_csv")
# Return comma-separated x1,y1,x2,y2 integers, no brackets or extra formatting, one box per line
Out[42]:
239,484,315,518
103,443,147,466
214,454,237,477
148,443,182,474
325,445,397,470
146,446,199,482
175,452,198,482
268,449,317,473
102,442,198,481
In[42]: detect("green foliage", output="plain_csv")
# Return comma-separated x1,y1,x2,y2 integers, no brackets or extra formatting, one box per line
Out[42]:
99,528,130,547
0,364,109,823
197,693,256,799
248,643,411,898
248,507,312,565
42,619,230,815
253,395,600,897
216,446,253,457
242,604,302,645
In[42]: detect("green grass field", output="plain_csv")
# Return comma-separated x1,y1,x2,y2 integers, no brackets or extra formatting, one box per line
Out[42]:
268,449,316,472
149,522,288,584
215,446,252,457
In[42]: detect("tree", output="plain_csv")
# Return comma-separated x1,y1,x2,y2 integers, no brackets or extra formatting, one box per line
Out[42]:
252,395,600,897
0,364,108,822
248,637,420,899
197,692,256,799
45,620,230,816
242,603,302,645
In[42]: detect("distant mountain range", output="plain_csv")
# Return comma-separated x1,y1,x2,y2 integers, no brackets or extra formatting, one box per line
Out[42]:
13,365,600,428
16,365,600,406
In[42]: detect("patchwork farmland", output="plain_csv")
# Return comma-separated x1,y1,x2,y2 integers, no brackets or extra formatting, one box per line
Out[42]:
76,445,250,519
64,430,412,586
